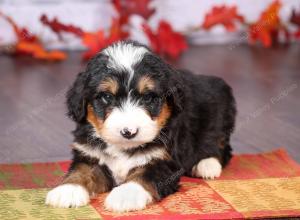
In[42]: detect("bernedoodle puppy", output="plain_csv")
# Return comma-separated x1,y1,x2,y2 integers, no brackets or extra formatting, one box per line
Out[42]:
46,41,236,212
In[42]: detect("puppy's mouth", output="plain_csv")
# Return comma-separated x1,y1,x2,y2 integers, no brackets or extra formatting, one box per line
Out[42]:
103,138,146,149
91,133,155,150
87,105,160,149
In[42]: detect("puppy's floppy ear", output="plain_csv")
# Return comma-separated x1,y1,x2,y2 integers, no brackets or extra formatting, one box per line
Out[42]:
66,71,88,123
166,70,185,115
66,53,109,122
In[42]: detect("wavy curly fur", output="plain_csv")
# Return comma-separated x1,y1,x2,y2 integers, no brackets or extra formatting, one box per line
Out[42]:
46,41,236,212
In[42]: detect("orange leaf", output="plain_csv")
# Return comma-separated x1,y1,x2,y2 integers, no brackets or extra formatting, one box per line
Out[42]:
35,50,66,61
259,1,281,29
0,12,66,61
248,0,288,47
16,41,66,61
202,5,244,32
81,30,107,60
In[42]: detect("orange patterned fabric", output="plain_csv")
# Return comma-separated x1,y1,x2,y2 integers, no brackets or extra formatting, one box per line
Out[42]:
0,149,300,219
219,149,300,180
91,180,243,219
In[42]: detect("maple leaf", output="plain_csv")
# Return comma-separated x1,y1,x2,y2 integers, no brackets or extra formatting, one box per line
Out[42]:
202,5,244,32
40,14,84,39
248,0,289,47
0,11,66,61
143,20,188,59
112,0,155,25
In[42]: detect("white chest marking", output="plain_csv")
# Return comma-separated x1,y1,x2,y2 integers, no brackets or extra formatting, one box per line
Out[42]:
73,143,165,185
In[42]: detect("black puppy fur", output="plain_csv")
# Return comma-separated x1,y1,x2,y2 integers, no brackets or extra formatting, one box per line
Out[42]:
46,41,236,211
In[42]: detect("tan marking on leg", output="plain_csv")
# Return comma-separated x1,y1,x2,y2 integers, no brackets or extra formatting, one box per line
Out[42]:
126,166,159,201
125,147,171,201
63,163,112,196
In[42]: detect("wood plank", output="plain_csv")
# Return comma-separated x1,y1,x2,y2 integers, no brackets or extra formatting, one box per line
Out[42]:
0,44,299,163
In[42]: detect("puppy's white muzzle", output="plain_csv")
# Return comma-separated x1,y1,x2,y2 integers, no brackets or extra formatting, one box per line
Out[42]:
101,99,159,149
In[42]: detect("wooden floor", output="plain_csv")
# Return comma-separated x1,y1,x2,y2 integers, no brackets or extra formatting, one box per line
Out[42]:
0,44,299,164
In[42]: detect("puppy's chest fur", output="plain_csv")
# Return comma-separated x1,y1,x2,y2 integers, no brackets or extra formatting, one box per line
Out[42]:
73,143,166,185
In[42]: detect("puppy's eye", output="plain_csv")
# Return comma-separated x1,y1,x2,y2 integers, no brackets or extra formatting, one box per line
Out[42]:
143,92,159,104
99,92,114,105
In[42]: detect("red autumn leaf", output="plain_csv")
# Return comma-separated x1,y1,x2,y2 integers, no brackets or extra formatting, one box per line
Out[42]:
81,18,128,60
0,11,38,42
290,8,300,26
112,0,155,25
248,0,289,47
17,29,39,42
202,5,244,32
295,30,300,38
40,14,84,39
290,7,300,39
0,11,66,61
143,20,188,59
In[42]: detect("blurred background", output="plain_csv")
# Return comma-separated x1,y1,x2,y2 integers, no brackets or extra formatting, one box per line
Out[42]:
0,0,299,163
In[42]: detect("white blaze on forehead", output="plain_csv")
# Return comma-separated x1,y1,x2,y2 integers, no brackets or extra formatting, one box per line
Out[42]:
102,42,148,83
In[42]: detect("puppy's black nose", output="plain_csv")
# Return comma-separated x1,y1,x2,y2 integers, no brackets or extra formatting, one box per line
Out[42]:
120,127,138,139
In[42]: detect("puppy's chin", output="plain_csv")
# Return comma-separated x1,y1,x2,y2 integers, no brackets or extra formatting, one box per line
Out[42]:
106,141,146,150
96,132,156,150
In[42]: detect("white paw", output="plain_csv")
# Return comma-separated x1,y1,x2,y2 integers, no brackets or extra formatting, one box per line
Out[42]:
45,184,89,208
192,157,222,179
104,181,152,212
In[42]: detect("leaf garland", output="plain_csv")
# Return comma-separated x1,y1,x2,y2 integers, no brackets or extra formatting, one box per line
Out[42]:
0,0,300,62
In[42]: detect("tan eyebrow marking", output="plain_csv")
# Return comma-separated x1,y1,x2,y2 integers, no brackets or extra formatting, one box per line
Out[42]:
98,78,119,95
138,76,155,93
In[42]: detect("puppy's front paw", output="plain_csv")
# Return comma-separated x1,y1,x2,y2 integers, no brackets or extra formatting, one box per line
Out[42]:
45,184,89,208
192,157,222,179
104,182,152,212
